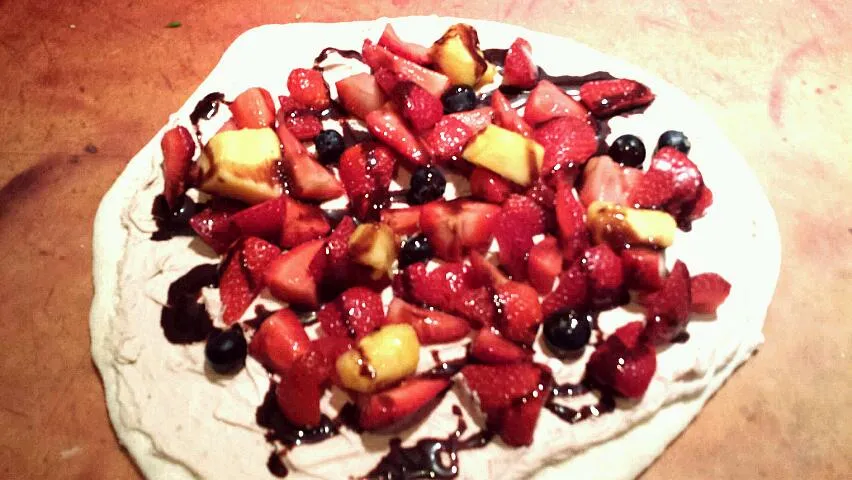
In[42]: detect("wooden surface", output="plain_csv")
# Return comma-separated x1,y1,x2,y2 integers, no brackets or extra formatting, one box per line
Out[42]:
1,1,850,478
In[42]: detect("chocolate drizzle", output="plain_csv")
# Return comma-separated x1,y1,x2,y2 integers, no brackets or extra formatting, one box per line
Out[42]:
160,264,219,343
243,305,276,330
189,92,226,125
313,47,364,68
256,383,340,447
151,194,200,241
545,394,616,424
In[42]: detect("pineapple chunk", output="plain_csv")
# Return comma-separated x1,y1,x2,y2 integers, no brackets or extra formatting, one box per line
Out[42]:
461,125,544,186
431,24,490,87
587,201,676,248
197,128,283,204
335,324,420,393
349,223,398,279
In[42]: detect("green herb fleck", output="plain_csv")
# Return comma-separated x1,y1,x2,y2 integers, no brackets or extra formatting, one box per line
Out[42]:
165,21,182,28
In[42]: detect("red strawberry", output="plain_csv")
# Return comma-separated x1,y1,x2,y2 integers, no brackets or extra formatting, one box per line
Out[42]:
525,177,556,211
420,199,501,261
377,24,432,65
161,125,196,208
219,250,253,325
189,200,242,254
468,250,510,287
643,260,691,344
533,116,598,174
230,196,285,242
279,109,323,141
586,321,656,398
277,95,302,114
528,236,562,294
420,116,473,164
310,336,353,366
495,281,543,345
217,118,238,134
454,287,497,328
581,244,626,308
357,377,450,430
392,81,443,131
287,68,331,110
500,382,547,446
690,273,731,314
469,327,532,364
629,147,702,219
338,143,398,221
524,80,588,126
579,78,655,117
265,238,325,309
627,168,674,210
502,38,539,89
281,196,330,248
542,261,589,317
494,195,547,279
555,178,590,262
470,167,513,203
249,309,310,375
579,155,642,207
399,261,472,313
621,247,665,291
276,123,345,201
684,184,714,225
362,40,450,97
229,87,275,128
365,107,430,166
373,68,403,96
312,216,357,288
335,73,387,119
491,90,533,138
386,298,471,345
276,347,332,427
380,206,421,236
318,286,385,340
447,107,493,134
241,236,281,284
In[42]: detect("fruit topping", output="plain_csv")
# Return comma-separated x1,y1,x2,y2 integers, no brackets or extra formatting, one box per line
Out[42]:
441,85,477,113
287,68,331,111
579,78,655,117
420,199,501,261
527,235,562,294
276,123,345,201
378,24,432,65
581,243,626,309
448,106,494,133
586,321,656,398
281,196,331,249
491,90,533,138
230,87,276,129
533,115,598,174
318,286,386,340
469,327,532,364
348,223,398,279
579,155,642,207
229,196,284,243
555,177,591,261
380,206,422,236
249,309,311,375
542,261,589,317
205,325,248,374
462,125,544,187
198,128,284,204
362,39,450,97
542,309,593,355
335,324,421,393
188,200,242,254
393,81,443,131
656,130,691,154
220,237,281,324
524,80,588,126
607,134,646,168
689,273,731,314
366,107,430,166
494,281,543,346
470,167,513,204
279,109,323,141
431,24,489,87
398,261,473,316
621,247,665,291
407,166,447,205
265,238,326,309
398,234,434,268
161,125,196,209
419,116,474,164
642,260,691,344
339,143,398,220
502,38,539,89
357,377,451,431
335,73,388,120
628,146,703,221
586,201,676,250
494,194,547,279
386,298,471,345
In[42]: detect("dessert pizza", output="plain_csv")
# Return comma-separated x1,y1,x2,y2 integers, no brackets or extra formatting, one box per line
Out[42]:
90,16,780,480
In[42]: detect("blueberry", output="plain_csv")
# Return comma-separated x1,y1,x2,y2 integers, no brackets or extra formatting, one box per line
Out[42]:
314,129,345,164
399,234,434,267
441,85,477,113
205,325,248,374
543,309,593,354
608,134,646,168
656,130,691,154
407,166,446,205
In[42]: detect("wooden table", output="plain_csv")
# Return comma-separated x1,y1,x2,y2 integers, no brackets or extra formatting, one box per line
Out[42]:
1,1,849,478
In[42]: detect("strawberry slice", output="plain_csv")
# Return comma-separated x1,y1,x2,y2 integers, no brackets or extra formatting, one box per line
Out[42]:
398,261,472,314
626,168,674,210
555,177,590,262
528,235,562,294
317,286,385,340
684,184,714,225
629,147,703,220
335,73,388,119
447,107,493,134
339,143,398,221
392,81,443,131
357,377,451,430
249,309,311,375
454,286,497,328
495,281,543,346
420,199,501,261
188,200,242,254
579,78,655,117
276,123,345,201
420,116,474,164
386,298,471,345
494,195,547,279
160,125,196,209
229,87,275,129
230,196,285,242
491,90,533,138
468,250,509,287
311,216,357,290
469,327,532,364
581,244,626,309
524,80,588,126
502,38,539,89
278,109,323,141
579,155,643,207
373,68,403,97
542,261,589,317
217,118,238,134
643,260,691,344
586,321,656,398
275,347,332,427
689,273,731,314
310,336,354,367
377,24,432,65
365,107,431,166
525,177,556,211
380,206,421,236
264,238,325,309
621,247,665,291
287,68,331,110
362,40,450,97
280,196,330,249
533,116,598,174
470,167,513,204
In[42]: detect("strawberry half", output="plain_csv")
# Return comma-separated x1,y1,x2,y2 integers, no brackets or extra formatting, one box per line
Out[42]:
683,184,714,228
276,346,333,427
542,261,589,317
249,309,310,375
586,321,656,398
420,116,474,164
494,281,543,346
621,247,665,291
287,68,331,111
581,244,626,309
527,235,562,294
317,286,385,340
312,216,357,291
470,167,514,204
229,196,285,243
689,273,731,314
579,155,643,207
579,78,655,118
524,80,588,126
555,177,590,262
494,195,547,279
491,90,533,138
398,261,473,315
357,377,451,430
643,260,691,344
454,286,497,328
338,144,398,221
502,38,539,89
161,125,196,209
380,206,421,236
280,196,331,249
279,109,323,141
447,107,494,134
335,73,388,119
469,327,532,364
377,24,432,65
189,199,243,254
386,298,471,345
230,87,275,129
629,147,703,220
533,116,598,174
264,238,325,309
276,123,345,201
365,107,431,166
420,199,501,261
362,40,450,97
392,81,443,132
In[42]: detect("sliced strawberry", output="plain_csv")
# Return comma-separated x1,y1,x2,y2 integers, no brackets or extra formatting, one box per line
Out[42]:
312,216,357,289
317,286,385,340
241,236,281,285
365,107,431,166
541,261,589,317
579,78,655,117
229,196,285,242
279,109,323,141
398,261,472,314
276,347,331,427
468,250,510,287
392,81,443,132
579,155,642,207
310,336,354,366
534,116,598,174
469,327,532,364
690,273,731,314
420,199,501,261
265,238,325,309
525,177,556,211
377,24,432,65
643,260,691,344
338,143,398,221
524,80,588,126
502,38,539,89
280,196,331,249
380,206,421,236
555,178,590,262
189,200,242,254
681,184,714,230
386,298,471,345
500,378,548,446
362,40,450,97
491,90,533,138
277,95,302,114
276,123,345,201
447,107,493,134
229,87,275,129
420,116,474,164
495,281,543,345
373,68,403,97
629,147,703,221
217,118,238,134
470,167,513,204
586,321,656,398
581,244,626,308
287,68,331,110
454,286,497,328
357,377,450,430
528,236,562,294
161,125,196,209
494,195,547,279
621,247,665,291
219,249,253,325
626,168,674,210
335,73,387,119
249,309,310,375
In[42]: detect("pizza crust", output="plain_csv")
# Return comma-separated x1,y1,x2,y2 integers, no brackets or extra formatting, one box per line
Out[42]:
91,17,781,480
